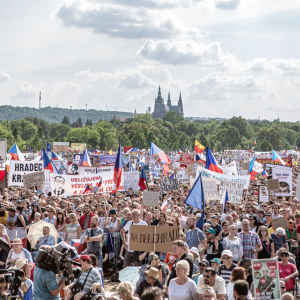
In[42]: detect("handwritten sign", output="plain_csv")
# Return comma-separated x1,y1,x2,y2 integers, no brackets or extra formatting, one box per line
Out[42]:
143,191,160,207
160,179,180,192
267,179,280,191
123,171,140,192
258,185,269,202
23,171,45,188
272,216,288,230
202,178,218,201
129,225,180,252
218,180,244,204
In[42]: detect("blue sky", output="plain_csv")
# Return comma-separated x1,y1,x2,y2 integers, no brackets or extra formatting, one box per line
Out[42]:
0,0,300,121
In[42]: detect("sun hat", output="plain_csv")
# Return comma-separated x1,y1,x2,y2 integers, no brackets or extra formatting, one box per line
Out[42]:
145,267,159,280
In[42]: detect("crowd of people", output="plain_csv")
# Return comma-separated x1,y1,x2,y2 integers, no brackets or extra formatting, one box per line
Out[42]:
0,152,299,300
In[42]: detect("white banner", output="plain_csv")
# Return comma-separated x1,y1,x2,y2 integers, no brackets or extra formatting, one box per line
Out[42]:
272,166,293,196
0,139,6,164
123,171,139,192
196,166,250,189
8,161,44,186
220,160,238,175
218,180,244,204
52,160,68,175
149,165,160,179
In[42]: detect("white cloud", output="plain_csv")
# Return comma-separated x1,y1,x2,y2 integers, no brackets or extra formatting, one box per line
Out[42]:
55,0,201,39
139,40,237,66
0,71,11,82
215,0,240,9
11,82,38,100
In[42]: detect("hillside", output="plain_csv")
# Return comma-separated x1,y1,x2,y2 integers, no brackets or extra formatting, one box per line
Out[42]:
0,105,133,123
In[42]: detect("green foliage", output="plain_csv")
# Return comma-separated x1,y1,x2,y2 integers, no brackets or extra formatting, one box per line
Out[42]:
162,111,184,125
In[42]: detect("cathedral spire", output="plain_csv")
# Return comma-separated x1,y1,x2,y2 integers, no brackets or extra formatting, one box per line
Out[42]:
167,92,171,106
178,92,183,112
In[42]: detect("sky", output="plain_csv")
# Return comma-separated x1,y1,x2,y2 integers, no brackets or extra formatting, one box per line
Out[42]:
0,0,300,121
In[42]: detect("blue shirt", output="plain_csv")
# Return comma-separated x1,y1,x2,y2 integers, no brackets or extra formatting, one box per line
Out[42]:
36,235,55,249
32,266,59,300
186,228,206,249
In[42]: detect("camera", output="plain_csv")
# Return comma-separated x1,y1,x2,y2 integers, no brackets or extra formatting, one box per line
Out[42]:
4,267,25,299
34,246,81,280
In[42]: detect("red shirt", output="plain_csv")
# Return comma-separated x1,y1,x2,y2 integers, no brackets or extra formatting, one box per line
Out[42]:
278,262,296,291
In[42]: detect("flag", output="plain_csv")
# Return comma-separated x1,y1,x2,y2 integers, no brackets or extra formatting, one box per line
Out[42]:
96,177,103,188
51,151,62,161
83,184,92,194
108,149,113,155
43,148,58,174
161,200,169,212
47,141,51,152
220,189,229,213
272,150,286,165
248,156,257,180
94,149,100,154
23,285,33,300
170,173,174,179
8,144,25,161
163,164,169,175
111,142,123,195
205,147,223,173
150,142,170,163
262,169,268,178
219,157,224,166
185,174,205,230
129,147,138,152
139,167,147,190
67,147,72,151
26,145,32,153
195,140,205,154
106,233,115,260
80,149,92,167
129,161,135,171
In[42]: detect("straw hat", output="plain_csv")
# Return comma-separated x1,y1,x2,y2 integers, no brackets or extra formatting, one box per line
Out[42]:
15,259,26,269
144,267,159,280
11,238,22,245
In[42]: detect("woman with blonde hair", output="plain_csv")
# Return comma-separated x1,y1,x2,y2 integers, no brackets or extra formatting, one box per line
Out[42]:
117,281,138,300
44,207,57,225
65,213,81,246
166,260,198,300
227,267,252,300
257,225,274,259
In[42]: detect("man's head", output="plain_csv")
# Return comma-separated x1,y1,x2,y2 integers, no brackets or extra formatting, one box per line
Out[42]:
203,267,216,286
172,240,186,257
78,254,92,269
282,293,293,300
91,216,99,228
205,228,216,241
233,280,249,300
186,216,196,229
145,267,159,285
84,204,91,215
199,259,209,274
241,219,250,233
202,288,216,300
43,226,50,236
140,286,164,300
131,209,140,222
8,208,15,216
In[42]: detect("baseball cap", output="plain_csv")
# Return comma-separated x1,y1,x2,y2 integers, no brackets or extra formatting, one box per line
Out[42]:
221,250,233,257
211,215,219,219
190,247,199,256
199,259,209,266
210,258,221,265
205,228,216,235
77,255,91,261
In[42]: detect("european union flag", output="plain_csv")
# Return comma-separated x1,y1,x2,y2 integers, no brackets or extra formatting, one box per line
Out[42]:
184,173,205,230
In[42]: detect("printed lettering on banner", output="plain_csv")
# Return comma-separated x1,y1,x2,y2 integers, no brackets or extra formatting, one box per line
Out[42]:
143,191,160,207
160,179,180,191
123,171,139,192
218,180,244,204
272,166,293,196
8,161,44,187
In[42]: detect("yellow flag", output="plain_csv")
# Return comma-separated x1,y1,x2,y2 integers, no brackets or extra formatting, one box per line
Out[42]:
195,140,205,153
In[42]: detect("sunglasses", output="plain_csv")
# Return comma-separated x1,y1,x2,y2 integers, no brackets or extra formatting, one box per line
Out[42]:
281,286,286,289
204,274,212,278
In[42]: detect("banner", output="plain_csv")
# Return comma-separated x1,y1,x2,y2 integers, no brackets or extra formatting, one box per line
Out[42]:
100,154,117,166
129,225,180,252
149,165,160,179
122,153,130,165
160,179,180,191
251,258,281,300
196,166,250,189
50,171,123,196
180,153,194,164
52,160,68,175
143,191,160,207
0,139,6,164
143,165,150,183
123,171,139,192
257,156,292,167
220,160,238,175
8,161,43,187
23,171,45,188
258,185,268,202
296,174,300,201
218,180,244,204
71,143,86,151
272,166,293,196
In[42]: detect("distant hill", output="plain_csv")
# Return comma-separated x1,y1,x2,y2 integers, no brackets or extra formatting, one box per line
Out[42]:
0,105,133,123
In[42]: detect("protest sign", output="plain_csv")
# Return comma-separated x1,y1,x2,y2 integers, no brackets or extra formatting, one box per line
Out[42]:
67,163,80,175
218,180,244,204
8,161,43,186
129,225,180,252
0,139,6,184
241,162,250,170
79,166,98,175
122,153,130,165
180,153,194,164
100,154,117,166
123,171,139,192
23,171,45,188
220,161,238,175
50,169,123,196
0,139,6,164
173,162,180,168
272,166,293,196
143,165,150,182
251,258,281,300
160,179,180,192
257,156,292,167
202,178,218,201
197,166,250,189
296,174,300,201
52,160,68,175
149,165,160,179
177,170,189,183
71,143,86,151
53,142,69,152
266,179,279,191
258,185,268,202
143,191,160,207
272,216,288,229
43,181,52,195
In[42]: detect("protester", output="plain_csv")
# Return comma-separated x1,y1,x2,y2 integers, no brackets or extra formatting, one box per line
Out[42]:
227,267,252,300
222,225,242,265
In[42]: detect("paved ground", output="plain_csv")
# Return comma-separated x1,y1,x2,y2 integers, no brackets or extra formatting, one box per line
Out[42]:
104,277,119,298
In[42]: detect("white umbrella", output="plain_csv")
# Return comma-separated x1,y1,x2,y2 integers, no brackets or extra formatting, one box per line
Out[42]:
27,220,59,248
118,266,141,289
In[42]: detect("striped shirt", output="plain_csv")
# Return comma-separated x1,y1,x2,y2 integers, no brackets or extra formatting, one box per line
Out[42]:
217,263,237,286
77,267,102,294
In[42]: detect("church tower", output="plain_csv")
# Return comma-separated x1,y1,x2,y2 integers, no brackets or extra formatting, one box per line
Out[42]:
167,92,171,107
155,85,164,103
178,92,183,113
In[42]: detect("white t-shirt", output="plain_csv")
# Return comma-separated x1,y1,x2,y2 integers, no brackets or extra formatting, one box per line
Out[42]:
168,278,198,300
11,251,27,261
123,219,147,252
197,274,226,296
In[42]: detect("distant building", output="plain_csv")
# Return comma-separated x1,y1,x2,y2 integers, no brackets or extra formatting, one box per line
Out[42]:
151,86,183,120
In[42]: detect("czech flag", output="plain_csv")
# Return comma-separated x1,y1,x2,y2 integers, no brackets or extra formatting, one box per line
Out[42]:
161,200,169,212
67,147,72,151
139,167,147,190
51,151,62,161
96,176,102,188
47,141,51,152
80,149,91,167
205,147,223,173
195,140,205,154
43,148,58,174
150,142,170,163
26,145,32,153
8,144,25,161
272,150,286,165
83,184,92,194
248,156,257,180
94,149,100,154
111,142,123,196
221,189,229,213
262,169,268,178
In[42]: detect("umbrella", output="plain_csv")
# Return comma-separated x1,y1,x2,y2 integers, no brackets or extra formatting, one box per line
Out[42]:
27,220,59,248
0,237,10,253
119,266,141,289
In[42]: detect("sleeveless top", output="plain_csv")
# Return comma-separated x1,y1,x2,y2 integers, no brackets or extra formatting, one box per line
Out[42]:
66,223,80,243
108,218,119,238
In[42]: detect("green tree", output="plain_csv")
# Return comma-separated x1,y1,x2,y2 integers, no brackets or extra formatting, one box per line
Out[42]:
162,111,184,125
131,131,147,149
29,133,42,151
87,130,100,148
50,124,70,140
260,139,273,151
62,116,70,126
229,116,249,137
20,120,38,141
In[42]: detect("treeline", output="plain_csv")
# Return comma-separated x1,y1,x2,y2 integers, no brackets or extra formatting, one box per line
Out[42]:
1,111,300,152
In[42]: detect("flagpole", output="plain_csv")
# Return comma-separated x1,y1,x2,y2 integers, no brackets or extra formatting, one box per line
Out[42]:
153,225,156,254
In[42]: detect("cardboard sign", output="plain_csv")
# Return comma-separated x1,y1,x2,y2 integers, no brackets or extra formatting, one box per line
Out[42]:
202,178,218,201
272,166,293,196
267,179,280,191
129,225,180,252
143,191,160,207
43,181,52,195
123,171,140,192
0,139,6,164
218,180,244,204
160,179,180,191
251,258,281,300
8,161,44,187
272,216,288,229
296,174,300,201
180,153,194,164
258,185,269,202
23,171,45,188
241,162,250,170
71,143,86,151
